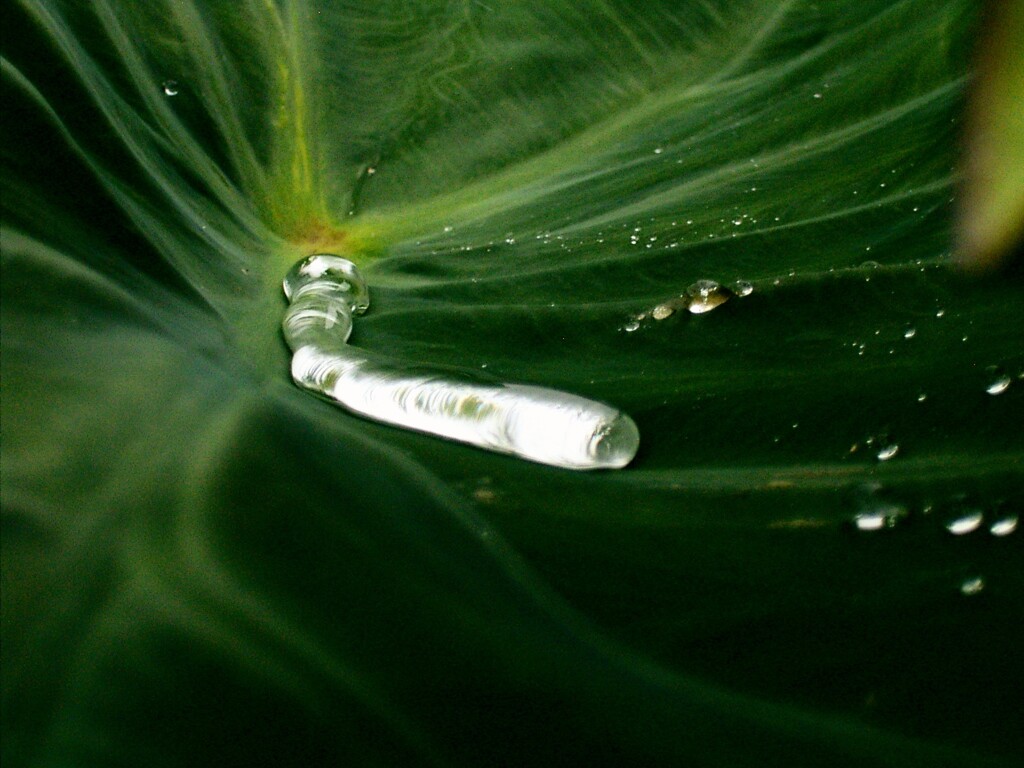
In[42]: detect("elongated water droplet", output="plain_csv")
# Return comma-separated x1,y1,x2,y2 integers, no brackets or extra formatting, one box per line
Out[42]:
651,304,674,320
986,373,1011,395
959,576,984,596
876,443,900,461
853,503,906,531
990,515,1018,536
162,79,179,96
290,346,639,469
282,255,639,470
946,510,983,535
903,326,916,339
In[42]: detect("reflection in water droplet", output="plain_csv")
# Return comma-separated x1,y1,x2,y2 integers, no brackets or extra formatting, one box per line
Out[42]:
282,284,355,349
903,326,916,339
986,374,1011,395
284,254,370,313
917,393,928,403
990,515,1018,536
162,79,179,96
960,576,984,596
734,280,754,297
686,280,733,314
946,510,983,535
283,255,639,470
651,304,674,320
622,319,640,332
876,443,900,461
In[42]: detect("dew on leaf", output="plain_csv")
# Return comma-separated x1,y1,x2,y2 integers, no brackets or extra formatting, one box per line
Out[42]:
946,510,984,535
876,443,900,462
959,576,985,596
986,372,1011,395
853,502,907,531
989,515,1018,537
283,255,639,470
686,280,733,314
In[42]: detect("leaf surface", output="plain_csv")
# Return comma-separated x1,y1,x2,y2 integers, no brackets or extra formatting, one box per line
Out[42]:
2,1,1022,765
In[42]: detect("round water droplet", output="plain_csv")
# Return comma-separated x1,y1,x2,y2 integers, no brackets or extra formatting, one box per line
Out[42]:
686,280,733,314
876,443,900,461
734,280,754,297
989,515,1018,537
283,254,369,314
651,304,674,321
986,373,1011,395
959,576,984,596
946,510,983,535
622,319,640,333
162,79,179,96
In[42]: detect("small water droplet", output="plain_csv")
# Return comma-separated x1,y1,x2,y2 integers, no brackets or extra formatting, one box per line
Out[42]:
935,308,946,318
946,510,983,535
876,443,900,461
917,393,928,403
959,576,984,596
653,147,663,154
443,225,453,233
853,503,907,531
734,280,754,297
162,79,179,96
813,92,822,99
986,373,1011,395
623,319,640,332
903,326,916,339
651,304,674,321
989,515,1018,536
686,280,733,314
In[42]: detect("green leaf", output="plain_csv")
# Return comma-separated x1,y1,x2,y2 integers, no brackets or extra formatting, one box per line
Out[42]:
2,1,1021,765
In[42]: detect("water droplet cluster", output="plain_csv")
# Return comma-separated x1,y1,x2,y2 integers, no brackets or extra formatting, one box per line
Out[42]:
283,255,639,470
622,279,751,332
850,486,1019,596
